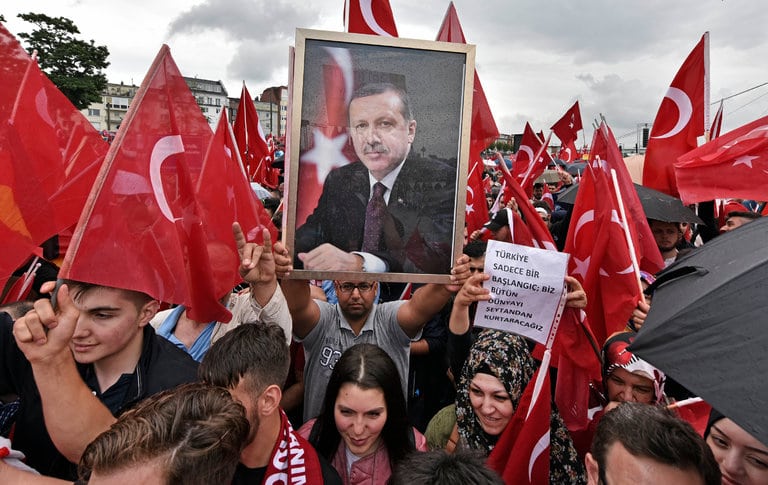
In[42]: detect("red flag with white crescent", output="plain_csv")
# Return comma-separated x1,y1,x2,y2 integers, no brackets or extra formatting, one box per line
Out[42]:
551,101,583,164
344,0,398,37
296,47,357,227
465,161,490,235
564,163,642,346
61,45,231,323
643,33,708,197
436,2,499,164
590,122,664,274
675,114,768,203
0,23,106,289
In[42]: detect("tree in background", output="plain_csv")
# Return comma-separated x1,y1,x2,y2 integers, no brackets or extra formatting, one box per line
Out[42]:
16,13,109,109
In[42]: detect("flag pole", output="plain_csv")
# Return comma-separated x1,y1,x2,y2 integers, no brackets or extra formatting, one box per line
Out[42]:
609,168,646,303
703,31,711,142
527,283,567,418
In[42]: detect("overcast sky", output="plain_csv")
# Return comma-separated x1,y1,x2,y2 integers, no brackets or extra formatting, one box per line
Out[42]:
4,0,768,147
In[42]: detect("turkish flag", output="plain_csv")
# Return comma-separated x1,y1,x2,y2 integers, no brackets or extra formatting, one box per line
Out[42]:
675,114,768,203
60,45,231,323
564,164,642,347
195,110,278,299
233,84,274,186
590,123,664,274
643,33,708,197
436,3,499,164
487,358,552,484
498,160,601,434
344,0,398,36
551,101,582,163
0,24,107,289
673,399,713,437
512,123,549,196
465,161,490,235
296,47,357,227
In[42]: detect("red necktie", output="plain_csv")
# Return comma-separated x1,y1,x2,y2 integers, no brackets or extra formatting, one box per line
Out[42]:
362,182,387,252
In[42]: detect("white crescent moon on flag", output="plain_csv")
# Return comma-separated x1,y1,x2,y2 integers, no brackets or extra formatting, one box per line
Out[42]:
651,87,692,139
466,185,474,198
528,431,550,480
563,147,572,162
519,144,535,162
324,47,354,106
573,209,595,244
360,0,394,37
150,135,185,222
34,89,56,127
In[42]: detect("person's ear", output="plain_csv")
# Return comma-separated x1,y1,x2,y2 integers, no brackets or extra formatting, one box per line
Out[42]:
259,384,282,416
137,300,160,328
585,452,600,485
407,120,416,142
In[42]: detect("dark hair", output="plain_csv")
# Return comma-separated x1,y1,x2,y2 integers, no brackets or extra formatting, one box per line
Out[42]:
64,279,154,313
0,301,34,320
591,403,720,485
727,211,761,221
463,240,487,259
199,324,289,396
350,82,413,121
532,200,552,214
79,382,249,485
311,343,413,467
389,450,503,485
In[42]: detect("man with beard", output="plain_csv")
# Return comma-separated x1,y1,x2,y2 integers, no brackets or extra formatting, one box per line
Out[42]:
275,241,470,421
199,324,341,485
649,219,683,267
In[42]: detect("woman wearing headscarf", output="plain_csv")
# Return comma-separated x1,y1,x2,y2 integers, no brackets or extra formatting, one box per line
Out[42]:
705,409,768,485
454,328,585,483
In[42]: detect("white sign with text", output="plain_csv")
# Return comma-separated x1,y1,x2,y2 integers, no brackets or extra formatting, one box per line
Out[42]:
475,240,569,344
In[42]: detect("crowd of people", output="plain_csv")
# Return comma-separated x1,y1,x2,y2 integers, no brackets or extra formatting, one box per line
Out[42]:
1,80,766,485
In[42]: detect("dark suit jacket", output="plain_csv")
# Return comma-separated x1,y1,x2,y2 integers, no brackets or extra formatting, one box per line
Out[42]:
295,157,456,274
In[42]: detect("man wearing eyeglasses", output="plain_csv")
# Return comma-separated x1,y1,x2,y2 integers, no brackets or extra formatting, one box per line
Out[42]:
294,82,456,275
274,242,470,422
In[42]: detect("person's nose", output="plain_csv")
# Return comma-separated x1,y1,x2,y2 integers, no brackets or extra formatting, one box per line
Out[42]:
72,314,90,338
619,385,635,402
481,397,495,415
720,449,744,478
352,417,365,436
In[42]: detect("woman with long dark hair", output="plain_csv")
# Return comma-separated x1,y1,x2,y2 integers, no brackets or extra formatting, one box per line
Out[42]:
299,343,427,484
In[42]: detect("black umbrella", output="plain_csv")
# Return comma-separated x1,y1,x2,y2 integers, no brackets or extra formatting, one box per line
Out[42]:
556,182,703,224
630,217,768,446
565,161,588,177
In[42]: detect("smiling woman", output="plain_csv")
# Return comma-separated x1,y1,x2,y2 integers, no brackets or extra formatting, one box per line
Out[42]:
454,329,586,484
298,343,427,484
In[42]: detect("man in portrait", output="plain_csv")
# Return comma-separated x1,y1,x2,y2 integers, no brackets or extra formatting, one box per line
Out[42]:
294,82,457,275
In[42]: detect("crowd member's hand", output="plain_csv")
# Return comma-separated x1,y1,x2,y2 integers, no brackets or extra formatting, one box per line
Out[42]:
446,254,471,293
272,240,293,278
13,282,79,365
233,223,275,285
564,276,587,309
631,300,650,330
505,197,519,214
454,272,491,308
297,243,363,272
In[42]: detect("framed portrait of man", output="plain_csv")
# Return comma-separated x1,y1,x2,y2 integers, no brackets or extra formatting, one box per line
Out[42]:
284,28,475,284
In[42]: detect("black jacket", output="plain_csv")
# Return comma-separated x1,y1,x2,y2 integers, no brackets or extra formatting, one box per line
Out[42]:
0,313,198,480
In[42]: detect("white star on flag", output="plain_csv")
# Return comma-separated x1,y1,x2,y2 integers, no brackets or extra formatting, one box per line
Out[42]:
301,129,350,183
732,155,758,168
466,203,475,214
572,256,590,278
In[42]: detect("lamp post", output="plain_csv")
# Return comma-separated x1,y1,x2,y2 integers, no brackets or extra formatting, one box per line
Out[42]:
106,102,112,132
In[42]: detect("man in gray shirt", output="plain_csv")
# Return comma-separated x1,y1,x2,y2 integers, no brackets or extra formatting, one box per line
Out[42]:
274,249,469,422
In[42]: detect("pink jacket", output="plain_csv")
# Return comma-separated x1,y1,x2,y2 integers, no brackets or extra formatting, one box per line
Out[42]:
298,419,427,485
